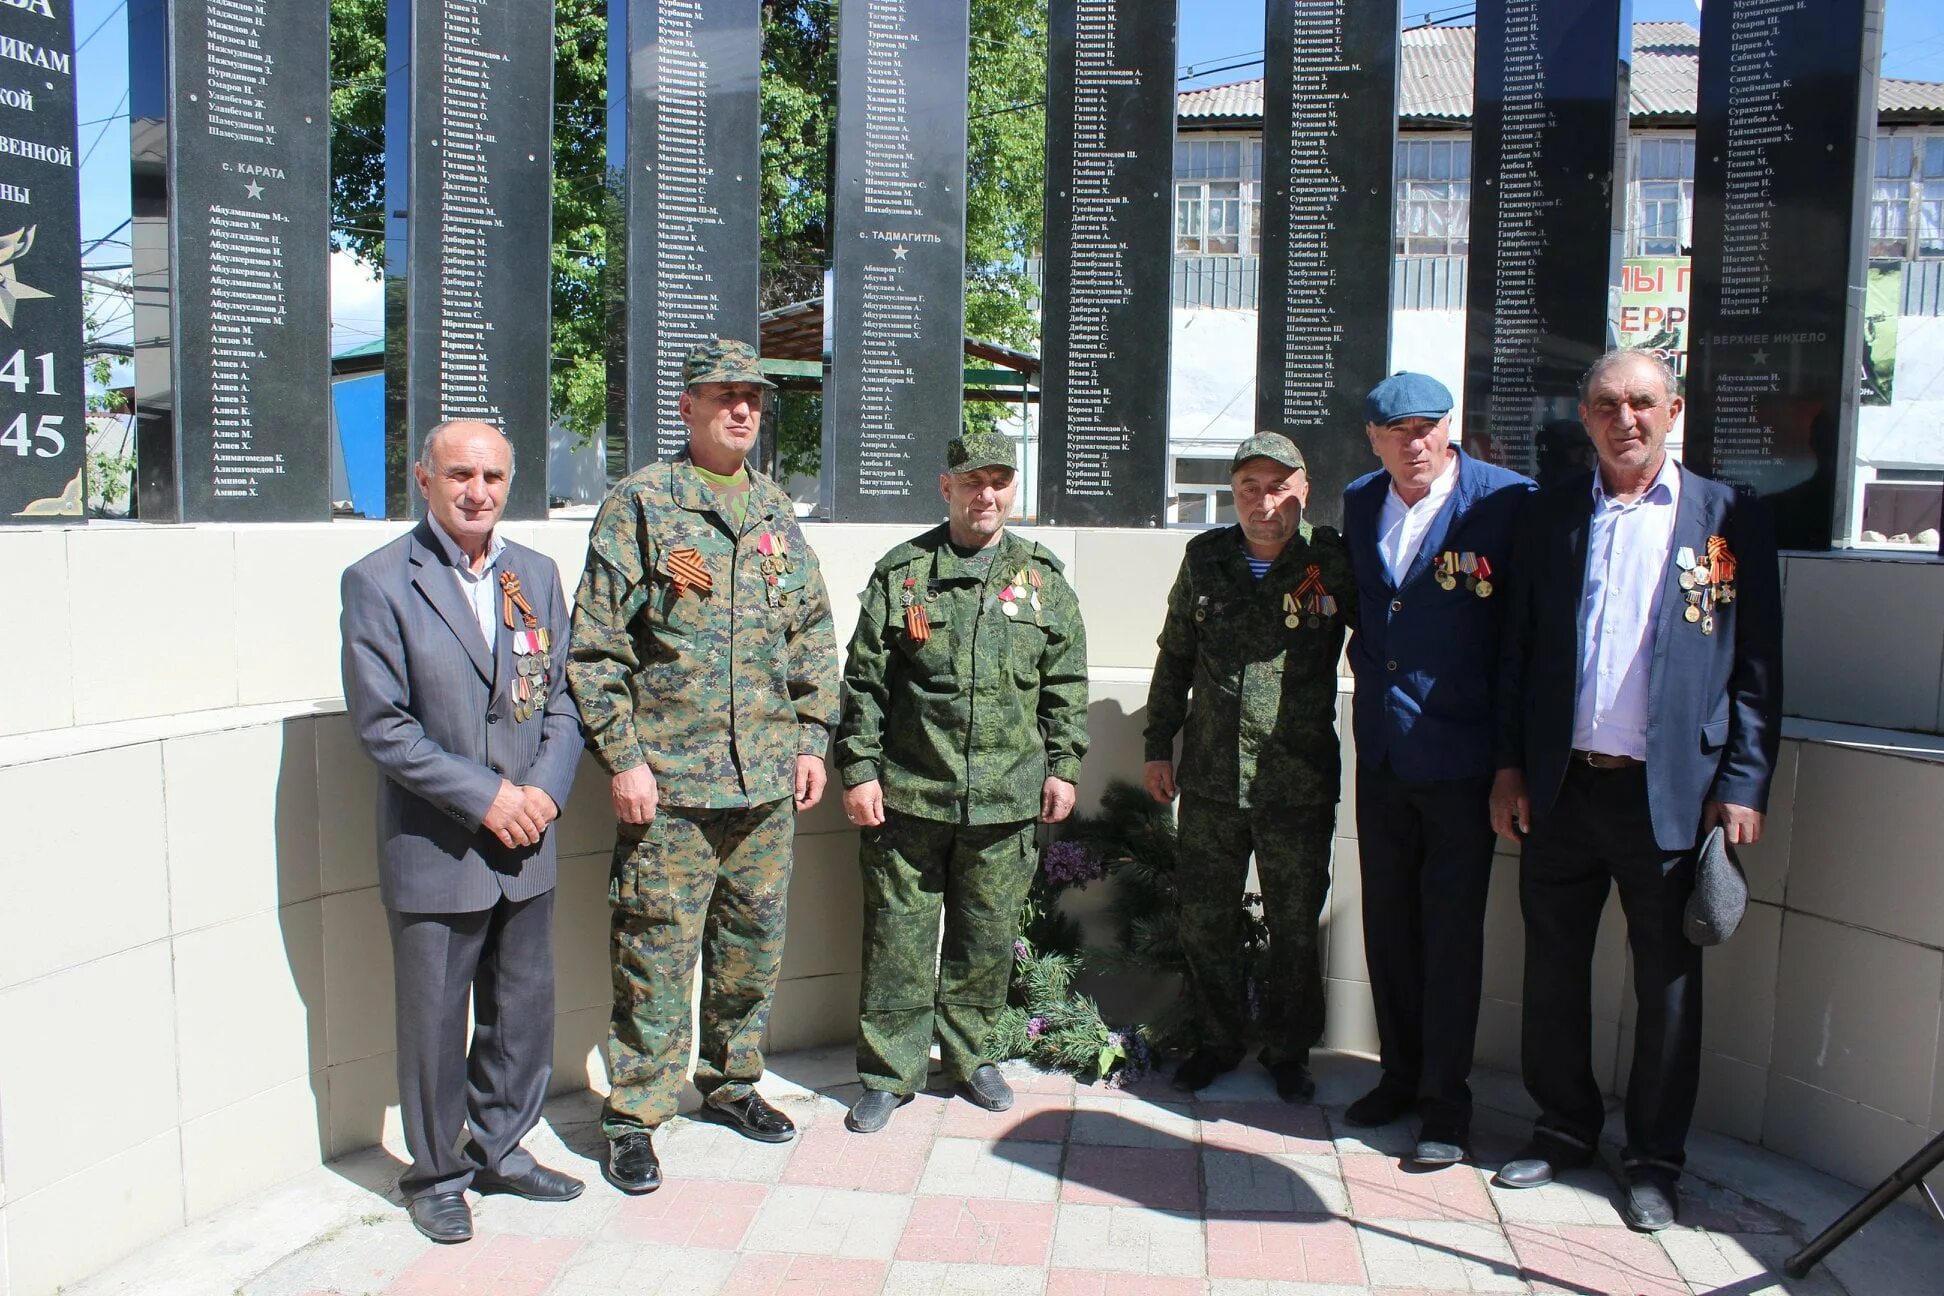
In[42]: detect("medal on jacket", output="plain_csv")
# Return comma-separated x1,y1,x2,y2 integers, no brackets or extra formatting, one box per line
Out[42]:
1677,538,1736,636
665,546,713,599
999,566,1035,621
1471,555,1494,598
1287,565,1335,628
1027,567,1043,615
758,530,793,608
900,576,932,643
1435,550,1458,591
499,571,546,723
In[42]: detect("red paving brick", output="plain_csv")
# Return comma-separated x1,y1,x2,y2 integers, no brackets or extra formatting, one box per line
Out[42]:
605,1179,767,1249
1205,1215,1367,1283
725,1254,889,1295
1508,1222,1689,1295
936,1091,1073,1142
780,1119,933,1193
1059,1145,1201,1211
385,1236,581,1296
1197,1101,1335,1155
1340,1154,1498,1221
894,1196,1057,1266
1045,1271,1208,1295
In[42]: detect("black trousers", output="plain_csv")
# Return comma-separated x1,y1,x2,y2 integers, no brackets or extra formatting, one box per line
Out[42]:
1355,762,1496,1130
1520,764,1700,1171
388,889,556,1200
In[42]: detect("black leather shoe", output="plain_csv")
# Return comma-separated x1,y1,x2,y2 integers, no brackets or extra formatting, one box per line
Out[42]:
702,1092,798,1143
1412,1123,1469,1167
604,1131,662,1194
1343,1083,1415,1128
846,1089,912,1133
473,1161,585,1202
407,1191,472,1243
1623,1169,1679,1232
1269,1059,1316,1103
957,1064,1015,1112
1494,1137,1593,1189
1170,1050,1236,1093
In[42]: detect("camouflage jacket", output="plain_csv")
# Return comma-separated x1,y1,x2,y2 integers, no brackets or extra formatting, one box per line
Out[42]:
1144,522,1356,809
568,458,840,809
837,525,1090,825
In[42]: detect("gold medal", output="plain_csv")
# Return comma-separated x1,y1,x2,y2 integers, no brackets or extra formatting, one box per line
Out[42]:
1438,574,1457,591
1679,570,1695,591
1284,613,1299,628
1684,604,1701,623
1474,579,1493,598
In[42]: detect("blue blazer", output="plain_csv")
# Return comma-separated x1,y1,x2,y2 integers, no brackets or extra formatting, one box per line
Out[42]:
1344,450,1536,781
1494,465,1783,852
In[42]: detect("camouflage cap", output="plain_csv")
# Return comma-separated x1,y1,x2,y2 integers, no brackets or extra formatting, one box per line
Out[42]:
1229,431,1306,473
946,430,1017,474
682,337,776,389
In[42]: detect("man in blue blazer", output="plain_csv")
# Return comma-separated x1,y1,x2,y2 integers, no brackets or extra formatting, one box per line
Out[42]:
341,421,585,1242
1490,350,1782,1231
1342,373,1535,1166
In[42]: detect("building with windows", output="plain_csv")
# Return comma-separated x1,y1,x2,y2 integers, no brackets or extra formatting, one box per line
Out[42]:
1165,21,1944,541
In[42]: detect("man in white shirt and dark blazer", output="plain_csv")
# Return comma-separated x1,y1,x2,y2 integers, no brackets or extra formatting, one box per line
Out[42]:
1490,350,1782,1231
340,420,585,1243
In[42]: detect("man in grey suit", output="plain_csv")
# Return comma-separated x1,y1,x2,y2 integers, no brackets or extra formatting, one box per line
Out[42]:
340,420,584,1243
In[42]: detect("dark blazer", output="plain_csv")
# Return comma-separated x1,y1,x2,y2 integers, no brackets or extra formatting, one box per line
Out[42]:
1343,449,1536,781
1495,465,1782,852
340,519,582,913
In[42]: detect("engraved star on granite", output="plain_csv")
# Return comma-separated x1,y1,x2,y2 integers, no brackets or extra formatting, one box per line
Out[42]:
1750,347,1771,368
245,180,265,200
0,226,52,329
892,244,909,260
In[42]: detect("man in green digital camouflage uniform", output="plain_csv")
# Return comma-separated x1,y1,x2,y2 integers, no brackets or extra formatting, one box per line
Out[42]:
1144,432,1355,1100
835,430,1090,1133
568,338,839,1193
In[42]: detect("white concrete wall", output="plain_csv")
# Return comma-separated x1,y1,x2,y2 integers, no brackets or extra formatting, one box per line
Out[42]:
1,520,1941,1294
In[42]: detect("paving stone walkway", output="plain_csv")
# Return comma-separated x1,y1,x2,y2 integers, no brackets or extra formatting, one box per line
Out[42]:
70,1050,1944,1296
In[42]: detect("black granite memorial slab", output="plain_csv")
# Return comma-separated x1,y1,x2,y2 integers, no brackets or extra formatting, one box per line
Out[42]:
823,0,970,522
1461,0,1630,476
606,0,761,473
130,0,331,522
385,0,554,519
1040,0,1175,527
1684,0,1876,551
0,0,84,523
1256,0,1397,529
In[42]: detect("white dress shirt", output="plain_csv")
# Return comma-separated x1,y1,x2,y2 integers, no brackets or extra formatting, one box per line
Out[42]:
1572,454,1681,759
1376,451,1460,584
426,512,506,655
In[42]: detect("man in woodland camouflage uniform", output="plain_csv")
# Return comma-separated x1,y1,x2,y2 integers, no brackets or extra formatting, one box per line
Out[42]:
835,430,1090,1133
1144,432,1356,1100
568,339,839,1193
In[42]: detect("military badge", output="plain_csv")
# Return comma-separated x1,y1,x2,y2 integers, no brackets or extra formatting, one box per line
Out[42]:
757,530,794,608
1286,564,1337,629
498,570,548,723
900,576,932,643
999,566,1038,622
1676,537,1737,636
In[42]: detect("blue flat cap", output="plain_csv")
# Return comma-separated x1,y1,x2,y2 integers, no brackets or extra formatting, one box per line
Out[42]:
1364,372,1454,425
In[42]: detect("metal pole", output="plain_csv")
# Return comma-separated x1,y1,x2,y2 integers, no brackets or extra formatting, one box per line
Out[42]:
1785,1130,1944,1279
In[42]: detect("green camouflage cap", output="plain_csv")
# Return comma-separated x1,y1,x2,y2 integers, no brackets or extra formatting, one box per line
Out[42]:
682,337,776,389
1230,431,1306,473
946,430,1017,474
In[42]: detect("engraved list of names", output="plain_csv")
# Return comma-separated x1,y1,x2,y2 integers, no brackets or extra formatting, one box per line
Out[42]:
390,0,553,519
1041,0,1174,527
609,0,759,470
1256,0,1395,528
1684,0,1873,550
170,0,330,521
824,0,969,523
1461,0,1628,475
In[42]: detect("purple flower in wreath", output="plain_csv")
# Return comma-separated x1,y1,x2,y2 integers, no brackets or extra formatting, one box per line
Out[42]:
1013,938,1031,960
1026,1016,1047,1039
1107,1031,1126,1049
1042,840,1105,886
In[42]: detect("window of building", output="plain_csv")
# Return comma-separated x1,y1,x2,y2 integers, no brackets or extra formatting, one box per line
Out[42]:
1175,136,1263,256
1171,457,1236,524
1629,134,1695,256
1871,131,1944,260
1394,136,1471,256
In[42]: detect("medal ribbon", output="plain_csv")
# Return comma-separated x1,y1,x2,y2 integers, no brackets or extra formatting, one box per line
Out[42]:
666,547,714,597
1706,535,1736,584
498,571,539,630
1294,564,1326,598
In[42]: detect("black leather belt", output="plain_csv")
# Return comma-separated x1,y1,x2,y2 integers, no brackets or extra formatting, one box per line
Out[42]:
1572,749,1643,770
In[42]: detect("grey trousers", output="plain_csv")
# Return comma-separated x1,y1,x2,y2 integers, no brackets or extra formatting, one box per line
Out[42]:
387,889,555,1200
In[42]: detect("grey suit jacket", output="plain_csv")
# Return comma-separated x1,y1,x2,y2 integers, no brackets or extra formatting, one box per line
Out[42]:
340,519,583,913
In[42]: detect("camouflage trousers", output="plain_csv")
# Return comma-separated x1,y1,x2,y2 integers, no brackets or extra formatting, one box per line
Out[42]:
602,796,794,1138
1176,792,1336,1067
858,811,1038,1094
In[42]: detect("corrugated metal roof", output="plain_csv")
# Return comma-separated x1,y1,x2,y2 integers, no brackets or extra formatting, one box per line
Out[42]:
1178,22,1944,125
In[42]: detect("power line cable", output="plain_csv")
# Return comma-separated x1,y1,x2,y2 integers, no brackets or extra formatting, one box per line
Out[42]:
75,0,127,55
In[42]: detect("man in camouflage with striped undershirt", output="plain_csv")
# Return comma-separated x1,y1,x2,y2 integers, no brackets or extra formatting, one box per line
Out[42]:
1144,432,1356,1102
835,430,1090,1134
568,338,839,1194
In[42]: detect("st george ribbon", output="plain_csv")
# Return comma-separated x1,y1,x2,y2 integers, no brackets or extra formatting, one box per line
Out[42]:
1040,0,1176,526
823,0,970,522
1461,0,1630,476
1256,0,1398,528
0,0,84,523
1684,0,1878,551
130,0,332,522
606,0,760,474
385,0,555,519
